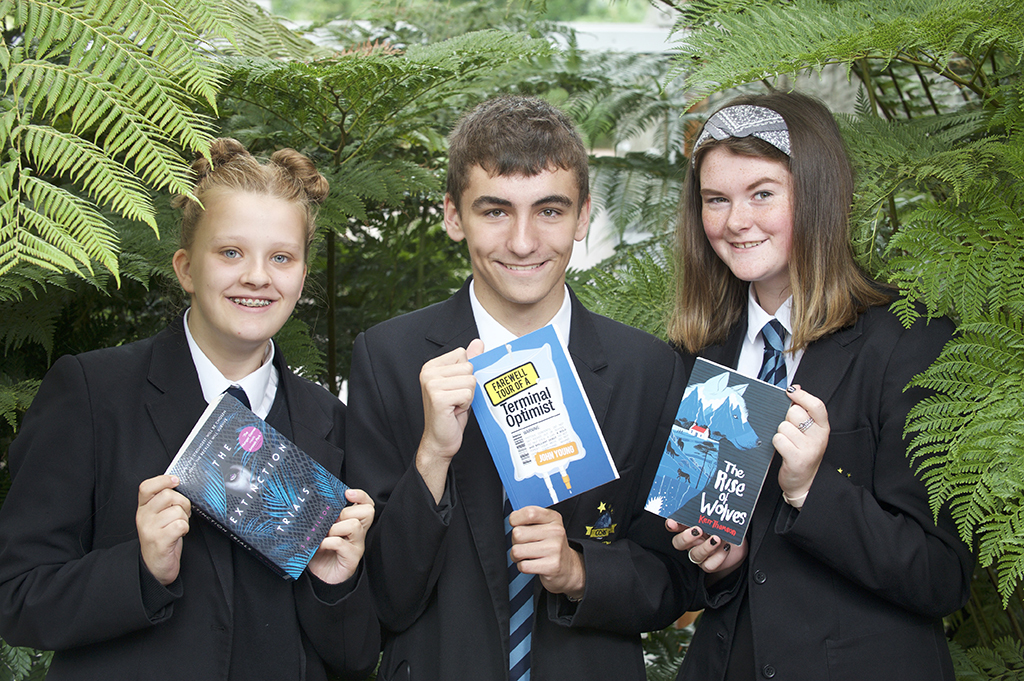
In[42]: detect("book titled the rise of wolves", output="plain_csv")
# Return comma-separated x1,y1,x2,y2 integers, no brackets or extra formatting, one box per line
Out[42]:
470,324,618,510
644,358,790,545
166,393,349,580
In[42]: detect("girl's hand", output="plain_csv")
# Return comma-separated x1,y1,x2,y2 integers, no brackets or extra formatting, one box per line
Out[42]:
137,475,191,586
773,384,830,508
307,488,375,585
666,519,746,578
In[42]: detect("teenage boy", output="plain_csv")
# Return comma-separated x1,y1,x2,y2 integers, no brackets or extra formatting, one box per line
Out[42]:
346,95,694,681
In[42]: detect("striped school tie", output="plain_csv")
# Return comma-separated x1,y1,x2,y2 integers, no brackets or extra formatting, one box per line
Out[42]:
757,320,788,388
505,496,534,681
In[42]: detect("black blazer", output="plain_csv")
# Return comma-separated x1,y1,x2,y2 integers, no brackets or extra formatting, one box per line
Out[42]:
345,280,697,681
0,318,379,681
677,304,974,681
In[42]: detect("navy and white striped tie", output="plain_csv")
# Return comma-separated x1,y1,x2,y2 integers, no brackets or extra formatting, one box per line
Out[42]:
757,320,788,388
505,496,534,681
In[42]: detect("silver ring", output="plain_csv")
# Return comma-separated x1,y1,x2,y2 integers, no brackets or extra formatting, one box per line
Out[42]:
687,550,703,565
797,417,815,433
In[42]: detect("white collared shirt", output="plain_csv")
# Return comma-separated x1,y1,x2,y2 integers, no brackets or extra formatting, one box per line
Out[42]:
468,280,573,350
736,286,804,383
182,308,279,419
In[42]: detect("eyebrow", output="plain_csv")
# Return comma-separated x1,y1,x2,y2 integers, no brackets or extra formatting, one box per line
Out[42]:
470,194,575,210
700,177,783,196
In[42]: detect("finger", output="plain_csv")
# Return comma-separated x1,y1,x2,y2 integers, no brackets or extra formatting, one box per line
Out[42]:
344,488,374,507
466,338,485,360
339,503,375,529
671,526,705,552
785,385,828,424
699,542,733,571
326,517,364,540
686,534,722,564
510,505,558,527
139,475,180,506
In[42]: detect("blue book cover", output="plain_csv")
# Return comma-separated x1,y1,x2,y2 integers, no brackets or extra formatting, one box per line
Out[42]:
470,324,618,510
166,393,349,580
644,358,790,544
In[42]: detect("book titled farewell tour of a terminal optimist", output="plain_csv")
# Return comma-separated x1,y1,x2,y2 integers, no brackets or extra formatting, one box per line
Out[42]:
469,324,618,510
644,358,791,545
166,393,349,580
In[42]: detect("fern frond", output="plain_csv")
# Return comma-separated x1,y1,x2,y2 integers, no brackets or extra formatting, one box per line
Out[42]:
906,315,1024,603
674,0,1024,99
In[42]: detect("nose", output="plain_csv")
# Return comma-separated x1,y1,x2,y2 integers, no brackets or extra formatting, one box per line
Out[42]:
241,258,271,287
725,201,753,232
508,215,539,257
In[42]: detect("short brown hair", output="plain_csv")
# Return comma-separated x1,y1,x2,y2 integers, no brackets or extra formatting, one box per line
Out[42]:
446,96,589,212
669,91,889,353
172,138,329,258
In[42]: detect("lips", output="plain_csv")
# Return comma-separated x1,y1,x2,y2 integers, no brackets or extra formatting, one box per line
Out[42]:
231,297,272,307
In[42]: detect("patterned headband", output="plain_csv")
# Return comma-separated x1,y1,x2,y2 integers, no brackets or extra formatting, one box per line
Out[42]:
692,105,791,165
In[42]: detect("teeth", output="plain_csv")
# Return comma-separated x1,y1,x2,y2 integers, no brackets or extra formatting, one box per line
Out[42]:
232,298,271,307
505,263,542,271
734,240,765,249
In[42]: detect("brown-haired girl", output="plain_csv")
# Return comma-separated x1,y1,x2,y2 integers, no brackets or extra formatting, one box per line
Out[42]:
668,93,973,680
0,139,379,680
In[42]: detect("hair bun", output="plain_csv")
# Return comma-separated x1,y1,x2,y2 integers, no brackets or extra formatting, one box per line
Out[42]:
271,148,330,205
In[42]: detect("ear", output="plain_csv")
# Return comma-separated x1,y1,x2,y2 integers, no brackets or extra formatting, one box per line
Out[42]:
172,248,195,295
443,194,465,243
574,195,592,242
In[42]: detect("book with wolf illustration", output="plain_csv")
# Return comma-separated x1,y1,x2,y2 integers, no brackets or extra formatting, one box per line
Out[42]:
166,393,349,579
644,358,790,544
470,324,617,510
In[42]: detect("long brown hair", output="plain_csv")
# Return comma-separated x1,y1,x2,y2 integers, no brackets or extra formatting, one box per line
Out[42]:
668,91,889,353
172,138,329,258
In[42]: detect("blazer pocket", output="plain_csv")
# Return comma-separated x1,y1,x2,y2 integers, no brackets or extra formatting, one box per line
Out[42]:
823,427,875,492
825,623,946,681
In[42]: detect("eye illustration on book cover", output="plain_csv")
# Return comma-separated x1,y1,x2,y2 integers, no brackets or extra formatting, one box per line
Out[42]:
645,359,789,544
470,325,617,510
167,394,349,579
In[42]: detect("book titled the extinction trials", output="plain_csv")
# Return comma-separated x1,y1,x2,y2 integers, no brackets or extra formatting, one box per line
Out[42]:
644,358,791,545
166,393,349,580
470,324,618,510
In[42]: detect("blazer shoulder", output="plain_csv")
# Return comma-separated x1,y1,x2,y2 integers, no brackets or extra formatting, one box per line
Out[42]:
583,308,678,365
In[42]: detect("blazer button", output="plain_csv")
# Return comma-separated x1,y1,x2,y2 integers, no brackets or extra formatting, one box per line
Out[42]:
753,570,767,584
762,664,776,678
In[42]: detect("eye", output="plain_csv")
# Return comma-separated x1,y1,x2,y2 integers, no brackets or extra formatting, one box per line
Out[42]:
754,190,774,200
540,208,562,218
272,254,290,264
704,196,727,205
483,208,507,218
222,248,240,258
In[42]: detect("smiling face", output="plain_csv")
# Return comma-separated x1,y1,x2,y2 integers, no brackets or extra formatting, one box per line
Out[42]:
444,165,590,335
173,190,307,378
699,146,795,315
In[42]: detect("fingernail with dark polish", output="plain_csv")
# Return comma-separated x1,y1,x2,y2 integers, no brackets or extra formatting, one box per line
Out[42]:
691,528,701,537
723,544,731,552
787,385,796,393
709,537,718,546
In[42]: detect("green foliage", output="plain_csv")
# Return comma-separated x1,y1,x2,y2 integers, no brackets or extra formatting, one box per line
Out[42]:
569,236,674,340
0,644,51,681
950,638,1024,681
642,624,693,681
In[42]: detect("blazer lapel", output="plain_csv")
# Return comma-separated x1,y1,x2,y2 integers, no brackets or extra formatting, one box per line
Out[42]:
143,318,236,606
429,283,512,633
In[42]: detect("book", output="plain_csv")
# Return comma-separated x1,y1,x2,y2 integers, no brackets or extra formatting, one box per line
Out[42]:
644,358,791,544
166,393,349,580
469,324,618,510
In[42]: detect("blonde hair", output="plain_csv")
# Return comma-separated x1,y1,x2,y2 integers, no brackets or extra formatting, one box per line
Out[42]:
668,92,889,354
172,138,329,257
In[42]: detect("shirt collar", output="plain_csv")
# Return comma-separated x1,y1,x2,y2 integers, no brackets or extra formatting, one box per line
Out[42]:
745,284,794,350
468,280,573,351
182,308,277,418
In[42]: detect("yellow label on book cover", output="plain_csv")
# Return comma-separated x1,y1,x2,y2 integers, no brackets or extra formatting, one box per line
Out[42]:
484,362,539,406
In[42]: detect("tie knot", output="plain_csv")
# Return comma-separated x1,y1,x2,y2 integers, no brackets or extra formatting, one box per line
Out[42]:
225,385,251,410
762,319,787,353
